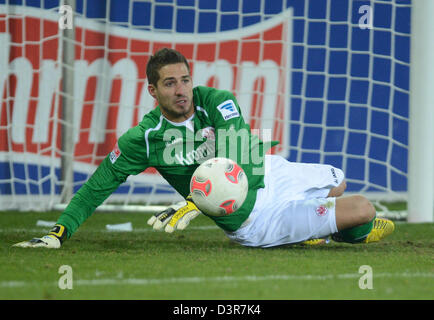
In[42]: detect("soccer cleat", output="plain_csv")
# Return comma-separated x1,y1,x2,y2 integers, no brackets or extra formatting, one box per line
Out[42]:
301,238,330,245
364,218,395,243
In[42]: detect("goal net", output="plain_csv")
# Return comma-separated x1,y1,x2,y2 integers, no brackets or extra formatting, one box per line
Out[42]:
0,0,416,219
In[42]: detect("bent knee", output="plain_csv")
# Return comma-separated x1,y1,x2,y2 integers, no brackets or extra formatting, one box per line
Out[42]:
353,195,376,223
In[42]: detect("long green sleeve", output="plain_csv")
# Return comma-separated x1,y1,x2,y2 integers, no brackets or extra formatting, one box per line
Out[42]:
56,123,149,239
56,156,128,238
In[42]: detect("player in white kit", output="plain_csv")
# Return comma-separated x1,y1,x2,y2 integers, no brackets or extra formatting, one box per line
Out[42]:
224,155,346,247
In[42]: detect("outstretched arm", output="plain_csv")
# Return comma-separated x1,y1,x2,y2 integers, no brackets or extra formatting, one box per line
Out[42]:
13,156,130,248
13,125,149,248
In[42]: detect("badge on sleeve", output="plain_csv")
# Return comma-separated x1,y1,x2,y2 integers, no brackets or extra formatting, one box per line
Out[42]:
216,100,240,121
109,142,121,164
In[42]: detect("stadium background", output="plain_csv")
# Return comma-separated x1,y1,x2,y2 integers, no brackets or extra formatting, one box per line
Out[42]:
0,0,410,207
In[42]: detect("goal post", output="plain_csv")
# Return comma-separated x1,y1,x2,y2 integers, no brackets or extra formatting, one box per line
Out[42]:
0,0,431,222
408,0,434,223
60,0,76,205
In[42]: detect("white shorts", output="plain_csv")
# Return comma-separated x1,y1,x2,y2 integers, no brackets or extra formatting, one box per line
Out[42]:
224,155,344,248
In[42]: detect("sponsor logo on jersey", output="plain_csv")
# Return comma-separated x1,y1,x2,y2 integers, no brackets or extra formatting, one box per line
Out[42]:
217,100,240,121
175,141,216,166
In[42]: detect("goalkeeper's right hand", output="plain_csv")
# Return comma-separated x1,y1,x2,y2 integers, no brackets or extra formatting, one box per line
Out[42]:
147,195,201,233
13,224,67,249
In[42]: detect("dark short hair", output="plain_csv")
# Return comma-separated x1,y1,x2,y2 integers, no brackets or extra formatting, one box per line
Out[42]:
146,48,190,86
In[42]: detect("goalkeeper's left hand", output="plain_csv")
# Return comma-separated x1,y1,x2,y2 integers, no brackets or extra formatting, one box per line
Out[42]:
12,224,67,249
147,195,201,233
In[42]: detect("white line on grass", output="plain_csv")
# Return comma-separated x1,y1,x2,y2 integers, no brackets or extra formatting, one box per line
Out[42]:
0,226,219,234
1,272,433,288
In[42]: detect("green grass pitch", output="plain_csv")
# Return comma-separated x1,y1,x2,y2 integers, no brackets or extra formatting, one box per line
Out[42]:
0,211,433,300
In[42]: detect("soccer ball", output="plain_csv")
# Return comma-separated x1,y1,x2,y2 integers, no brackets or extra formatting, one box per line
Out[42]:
190,157,248,217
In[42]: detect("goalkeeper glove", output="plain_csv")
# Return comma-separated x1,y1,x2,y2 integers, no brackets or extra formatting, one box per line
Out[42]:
147,195,201,233
13,224,67,249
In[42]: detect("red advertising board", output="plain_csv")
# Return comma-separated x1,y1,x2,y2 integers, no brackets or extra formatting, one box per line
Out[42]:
0,7,291,175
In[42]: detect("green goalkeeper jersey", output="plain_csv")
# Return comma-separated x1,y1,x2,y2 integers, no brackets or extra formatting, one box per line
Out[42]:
57,86,278,238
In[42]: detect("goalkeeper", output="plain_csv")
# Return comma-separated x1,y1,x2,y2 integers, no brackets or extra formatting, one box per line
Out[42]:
14,48,394,249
